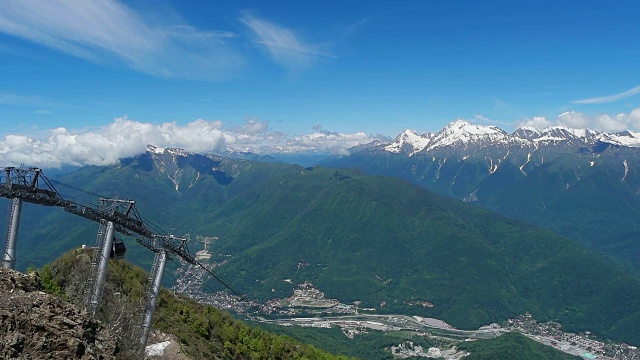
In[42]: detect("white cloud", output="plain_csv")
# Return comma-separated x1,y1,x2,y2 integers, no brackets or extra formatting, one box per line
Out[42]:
0,117,376,168
518,116,552,128
594,114,627,132
557,111,590,128
572,85,640,104
154,119,226,153
590,109,640,132
225,122,374,155
515,109,640,132
240,13,333,69
0,117,226,168
628,109,640,129
0,0,244,80
289,131,372,155
233,118,270,136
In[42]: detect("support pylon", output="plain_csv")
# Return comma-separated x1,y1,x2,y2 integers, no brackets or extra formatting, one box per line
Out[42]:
140,247,168,347
86,221,116,317
2,198,22,269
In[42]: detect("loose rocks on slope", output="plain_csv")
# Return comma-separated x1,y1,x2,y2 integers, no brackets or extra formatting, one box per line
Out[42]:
0,268,117,359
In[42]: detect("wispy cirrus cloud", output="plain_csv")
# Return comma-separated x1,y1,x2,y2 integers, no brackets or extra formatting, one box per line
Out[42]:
0,93,58,108
572,85,640,104
0,0,244,80
473,114,492,123
240,13,334,70
464,114,511,127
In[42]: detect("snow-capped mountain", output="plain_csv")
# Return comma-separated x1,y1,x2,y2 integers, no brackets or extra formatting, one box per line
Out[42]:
340,120,640,189
382,120,640,157
426,120,515,150
384,120,518,155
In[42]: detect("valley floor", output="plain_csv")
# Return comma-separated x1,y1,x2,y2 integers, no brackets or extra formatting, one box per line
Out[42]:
172,245,640,360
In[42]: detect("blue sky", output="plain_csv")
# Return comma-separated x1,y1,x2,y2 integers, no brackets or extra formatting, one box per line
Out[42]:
1,0,640,166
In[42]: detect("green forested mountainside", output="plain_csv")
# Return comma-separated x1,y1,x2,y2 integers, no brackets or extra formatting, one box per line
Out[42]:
197,165,640,343
322,149,640,270
3,151,640,345
458,333,580,360
42,249,353,360
476,156,640,267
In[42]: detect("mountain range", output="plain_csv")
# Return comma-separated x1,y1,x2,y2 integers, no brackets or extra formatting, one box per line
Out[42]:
380,118,640,155
3,147,640,346
323,119,640,270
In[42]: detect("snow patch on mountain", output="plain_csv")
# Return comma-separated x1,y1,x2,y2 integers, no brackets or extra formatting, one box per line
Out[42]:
147,144,166,154
146,144,191,157
599,131,640,147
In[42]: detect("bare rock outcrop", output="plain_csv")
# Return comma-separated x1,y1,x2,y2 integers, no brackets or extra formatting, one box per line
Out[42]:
0,268,117,359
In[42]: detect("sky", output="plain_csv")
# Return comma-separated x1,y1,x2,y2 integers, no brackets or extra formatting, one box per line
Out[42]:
1,0,640,167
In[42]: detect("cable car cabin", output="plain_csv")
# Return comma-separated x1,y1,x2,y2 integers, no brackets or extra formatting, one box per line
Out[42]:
110,239,126,260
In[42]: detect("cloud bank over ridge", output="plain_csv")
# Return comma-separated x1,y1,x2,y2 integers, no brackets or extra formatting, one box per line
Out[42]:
0,117,377,168
518,108,640,132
